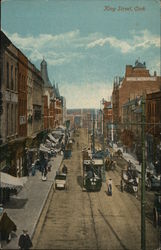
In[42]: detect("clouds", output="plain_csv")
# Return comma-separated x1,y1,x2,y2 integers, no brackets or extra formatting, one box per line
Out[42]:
5,29,160,68
87,29,160,53
3,28,160,108
87,37,131,53
2,0,160,110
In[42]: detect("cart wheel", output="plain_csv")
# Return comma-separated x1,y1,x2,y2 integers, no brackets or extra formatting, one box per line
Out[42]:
153,208,158,227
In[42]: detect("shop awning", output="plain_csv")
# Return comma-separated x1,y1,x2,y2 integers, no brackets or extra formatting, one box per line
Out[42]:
39,144,51,153
0,172,27,191
46,139,56,147
48,133,59,143
57,125,66,131
52,130,64,136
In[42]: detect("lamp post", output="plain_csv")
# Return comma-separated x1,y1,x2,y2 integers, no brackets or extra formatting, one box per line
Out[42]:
92,113,95,154
141,96,146,250
100,108,106,183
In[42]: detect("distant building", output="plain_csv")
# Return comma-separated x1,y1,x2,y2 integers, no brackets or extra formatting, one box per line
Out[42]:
61,96,67,124
40,59,64,129
112,76,123,142
119,60,161,121
41,59,54,130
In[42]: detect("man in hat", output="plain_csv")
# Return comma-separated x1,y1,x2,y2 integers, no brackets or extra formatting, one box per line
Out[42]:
107,178,112,196
18,230,32,250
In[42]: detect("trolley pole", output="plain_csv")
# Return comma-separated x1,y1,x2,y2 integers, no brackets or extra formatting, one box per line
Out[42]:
102,110,106,182
92,114,95,154
141,96,146,250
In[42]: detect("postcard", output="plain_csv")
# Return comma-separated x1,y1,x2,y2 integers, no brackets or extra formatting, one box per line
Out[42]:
0,0,161,249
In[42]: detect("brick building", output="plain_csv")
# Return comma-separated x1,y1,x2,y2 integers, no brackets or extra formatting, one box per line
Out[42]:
18,51,28,138
0,31,45,176
103,100,112,141
146,91,161,167
122,97,142,160
119,61,161,121
41,59,64,130
112,60,161,143
53,83,63,127
0,31,18,173
112,77,123,142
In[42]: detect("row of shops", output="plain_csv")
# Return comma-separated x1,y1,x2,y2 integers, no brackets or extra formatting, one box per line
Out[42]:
0,126,69,205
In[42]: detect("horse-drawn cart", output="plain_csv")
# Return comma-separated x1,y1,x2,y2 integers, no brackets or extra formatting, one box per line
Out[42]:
153,192,161,227
105,157,117,171
120,168,139,197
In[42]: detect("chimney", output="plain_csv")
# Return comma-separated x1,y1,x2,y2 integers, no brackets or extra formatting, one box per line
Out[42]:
125,65,133,77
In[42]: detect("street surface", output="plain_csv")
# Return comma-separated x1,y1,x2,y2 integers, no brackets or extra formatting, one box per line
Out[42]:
33,129,159,250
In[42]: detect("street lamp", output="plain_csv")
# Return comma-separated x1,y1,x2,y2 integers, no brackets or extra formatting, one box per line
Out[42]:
99,108,106,183
141,96,146,250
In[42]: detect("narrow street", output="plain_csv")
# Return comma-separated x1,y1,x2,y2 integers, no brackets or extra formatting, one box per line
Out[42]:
34,129,159,250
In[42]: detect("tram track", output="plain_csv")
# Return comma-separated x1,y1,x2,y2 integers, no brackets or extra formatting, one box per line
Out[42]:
34,128,159,250
87,192,99,250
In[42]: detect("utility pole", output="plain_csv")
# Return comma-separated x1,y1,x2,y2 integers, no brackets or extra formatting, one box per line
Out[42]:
102,109,106,182
141,96,146,250
92,113,95,154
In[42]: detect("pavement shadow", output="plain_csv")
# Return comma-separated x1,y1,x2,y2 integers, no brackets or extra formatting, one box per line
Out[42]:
77,175,83,188
98,209,128,250
4,198,28,209
145,211,154,225
115,184,122,192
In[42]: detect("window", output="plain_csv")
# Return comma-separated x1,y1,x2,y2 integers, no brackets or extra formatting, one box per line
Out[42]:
6,103,9,136
7,62,9,88
15,104,18,133
15,68,17,91
11,65,13,90
11,104,14,134
19,73,21,91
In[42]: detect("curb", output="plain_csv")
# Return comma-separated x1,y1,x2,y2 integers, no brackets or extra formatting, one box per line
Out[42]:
31,155,64,243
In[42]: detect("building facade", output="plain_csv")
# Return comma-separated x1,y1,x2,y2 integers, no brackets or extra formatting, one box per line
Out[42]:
119,61,161,121
0,31,18,173
112,60,161,144
121,97,142,160
0,31,45,176
41,59,64,130
146,91,161,168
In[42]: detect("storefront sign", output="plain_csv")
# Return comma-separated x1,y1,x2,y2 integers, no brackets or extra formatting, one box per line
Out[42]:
126,77,157,81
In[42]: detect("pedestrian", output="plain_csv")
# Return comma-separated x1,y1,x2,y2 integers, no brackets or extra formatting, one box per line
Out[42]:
107,178,112,196
18,230,32,250
62,164,67,174
127,160,132,171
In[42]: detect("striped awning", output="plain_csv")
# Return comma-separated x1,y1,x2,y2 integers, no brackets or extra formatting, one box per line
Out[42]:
0,172,27,191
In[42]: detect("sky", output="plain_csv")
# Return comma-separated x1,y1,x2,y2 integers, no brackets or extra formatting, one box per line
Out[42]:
1,0,160,109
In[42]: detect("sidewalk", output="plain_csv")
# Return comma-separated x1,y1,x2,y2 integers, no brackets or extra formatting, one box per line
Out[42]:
113,144,141,173
3,154,63,250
